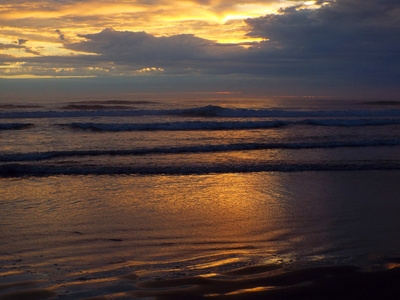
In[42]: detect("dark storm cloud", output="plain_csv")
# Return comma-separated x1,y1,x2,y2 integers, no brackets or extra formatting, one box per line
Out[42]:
243,0,400,84
64,28,245,71
60,0,400,82
2,0,398,98
246,0,400,55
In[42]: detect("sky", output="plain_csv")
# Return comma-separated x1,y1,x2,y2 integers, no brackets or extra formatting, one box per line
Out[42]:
0,0,399,101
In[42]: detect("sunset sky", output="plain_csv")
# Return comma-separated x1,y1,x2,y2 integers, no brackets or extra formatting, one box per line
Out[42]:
1,0,399,100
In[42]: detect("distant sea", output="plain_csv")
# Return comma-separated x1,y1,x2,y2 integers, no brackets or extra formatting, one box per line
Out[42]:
1,98,400,299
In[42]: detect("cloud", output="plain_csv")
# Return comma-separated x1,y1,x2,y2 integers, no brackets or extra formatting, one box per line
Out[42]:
0,54,15,60
0,0,289,44
64,28,246,71
0,43,23,50
54,0,399,80
243,0,400,83
17,39,28,45
55,29,66,41
1,0,399,99
0,42,41,55
246,0,400,55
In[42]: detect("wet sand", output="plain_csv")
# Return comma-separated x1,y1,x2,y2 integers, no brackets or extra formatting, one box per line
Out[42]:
2,263,400,299
2,171,400,299
131,264,400,300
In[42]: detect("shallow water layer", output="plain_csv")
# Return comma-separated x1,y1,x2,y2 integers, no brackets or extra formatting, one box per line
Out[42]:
1,171,400,299
2,98,400,298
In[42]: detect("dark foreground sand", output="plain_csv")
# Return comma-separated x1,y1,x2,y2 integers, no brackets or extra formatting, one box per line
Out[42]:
131,264,400,300
2,263,400,300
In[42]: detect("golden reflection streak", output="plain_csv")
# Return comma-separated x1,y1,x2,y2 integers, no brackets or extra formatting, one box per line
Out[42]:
187,257,242,271
0,270,25,277
386,263,400,270
198,273,220,278
225,286,275,295
106,172,286,260
46,277,120,291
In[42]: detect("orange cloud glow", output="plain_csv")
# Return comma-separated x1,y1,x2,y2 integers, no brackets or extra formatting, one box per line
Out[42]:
0,0,323,78
0,1,306,46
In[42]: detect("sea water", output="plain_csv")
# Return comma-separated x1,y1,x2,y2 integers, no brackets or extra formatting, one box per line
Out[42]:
1,98,400,299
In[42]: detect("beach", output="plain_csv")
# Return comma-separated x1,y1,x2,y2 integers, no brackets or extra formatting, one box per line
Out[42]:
2,170,400,299
2,0,400,297
1,99,400,298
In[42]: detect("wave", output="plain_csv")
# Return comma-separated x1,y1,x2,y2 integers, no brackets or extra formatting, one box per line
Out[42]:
2,161,400,177
59,118,400,131
3,105,400,119
66,100,157,105
59,120,288,131
0,104,42,110
61,104,133,110
60,100,157,110
0,123,34,130
2,139,400,162
1,117,399,133
303,118,400,126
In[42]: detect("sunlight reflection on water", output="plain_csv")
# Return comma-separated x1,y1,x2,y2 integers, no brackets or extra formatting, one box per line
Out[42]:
2,171,400,298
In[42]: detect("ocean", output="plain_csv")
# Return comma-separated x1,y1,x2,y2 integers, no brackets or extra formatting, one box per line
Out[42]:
1,98,400,299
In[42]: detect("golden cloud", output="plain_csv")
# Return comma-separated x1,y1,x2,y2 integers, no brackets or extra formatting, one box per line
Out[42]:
0,0,304,47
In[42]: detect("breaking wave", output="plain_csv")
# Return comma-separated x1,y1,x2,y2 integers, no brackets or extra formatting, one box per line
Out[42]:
0,123,34,130
2,161,400,177
302,118,400,126
59,120,288,131
2,139,400,162
59,118,400,131
3,105,400,119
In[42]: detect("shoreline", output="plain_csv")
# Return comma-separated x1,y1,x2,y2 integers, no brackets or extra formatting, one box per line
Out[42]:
2,262,400,299
132,264,400,300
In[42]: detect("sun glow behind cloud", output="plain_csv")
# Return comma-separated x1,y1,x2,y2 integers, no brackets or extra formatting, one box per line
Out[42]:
1,0,399,99
0,1,306,52
1,0,305,78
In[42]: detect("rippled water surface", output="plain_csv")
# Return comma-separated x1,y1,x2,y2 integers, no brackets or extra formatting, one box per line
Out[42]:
1,98,400,299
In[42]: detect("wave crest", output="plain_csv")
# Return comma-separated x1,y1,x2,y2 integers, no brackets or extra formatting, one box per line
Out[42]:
2,139,400,162
2,161,400,177
0,123,34,130
3,105,400,119
57,118,400,132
